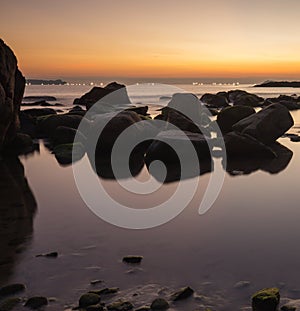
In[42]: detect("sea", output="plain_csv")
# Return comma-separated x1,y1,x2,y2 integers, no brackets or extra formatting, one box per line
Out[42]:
2,82,300,310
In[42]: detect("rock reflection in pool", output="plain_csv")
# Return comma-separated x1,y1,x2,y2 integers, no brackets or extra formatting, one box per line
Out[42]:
223,142,293,176
0,157,37,285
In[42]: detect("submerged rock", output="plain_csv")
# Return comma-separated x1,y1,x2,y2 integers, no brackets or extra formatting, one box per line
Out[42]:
79,293,101,308
252,288,280,311
22,108,57,118
53,142,85,165
0,284,26,297
150,298,169,310
36,251,58,258
171,286,194,301
24,297,48,309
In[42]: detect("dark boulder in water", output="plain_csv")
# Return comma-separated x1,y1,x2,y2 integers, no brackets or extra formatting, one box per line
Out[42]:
232,103,294,145
0,39,26,150
252,288,280,311
228,90,263,107
217,105,256,134
73,82,131,110
52,126,86,146
22,108,57,118
200,93,229,108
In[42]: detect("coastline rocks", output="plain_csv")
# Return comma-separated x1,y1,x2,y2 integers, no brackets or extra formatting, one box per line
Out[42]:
0,39,26,149
254,80,300,88
200,93,229,108
22,108,57,118
73,82,131,110
228,90,263,107
252,288,280,311
52,126,86,146
217,106,256,134
107,300,134,311
232,103,294,145
23,95,56,102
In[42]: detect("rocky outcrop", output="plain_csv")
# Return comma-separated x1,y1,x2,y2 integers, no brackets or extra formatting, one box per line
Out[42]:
0,39,26,150
73,82,131,110
254,80,300,88
200,93,229,108
228,90,264,107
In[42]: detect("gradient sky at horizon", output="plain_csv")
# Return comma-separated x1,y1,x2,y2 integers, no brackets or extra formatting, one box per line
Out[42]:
1,0,300,81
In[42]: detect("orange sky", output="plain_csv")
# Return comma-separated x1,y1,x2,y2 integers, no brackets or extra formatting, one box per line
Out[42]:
1,0,300,81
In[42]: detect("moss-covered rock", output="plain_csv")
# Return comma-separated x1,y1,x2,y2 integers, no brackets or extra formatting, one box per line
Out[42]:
150,298,169,310
0,297,21,311
0,284,26,297
24,296,48,309
79,293,101,308
252,288,280,311
171,286,194,301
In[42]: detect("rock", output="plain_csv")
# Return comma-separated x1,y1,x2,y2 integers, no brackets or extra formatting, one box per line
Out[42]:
252,288,280,311
89,288,119,295
145,130,211,165
122,256,143,264
107,300,134,311
86,305,105,311
90,280,103,286
217,106,256,134
232,103,294,145
4,133,35,155
159,107,203,134
200,93,229,108
74,82,131,110
254,81,300,88
281,306,296,311
171,286,194,301
36,251,58,258
53,142,85,165
234,281,251,289
38,114,86,138
19,112,37,138
228,90,263,107
224,132,276,158
23,96,57,101
79,293,101,308
0,284,26,297
290,135,300,142
52,126,86,146
0,39,25,149
22,108,57,118
0,297,21,311
24,297,48,309
135,306,151,311
264,96,300,110
125,106,148,116
150,298,169,310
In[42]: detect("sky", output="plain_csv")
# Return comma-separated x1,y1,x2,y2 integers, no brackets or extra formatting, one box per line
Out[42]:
1,0,300,82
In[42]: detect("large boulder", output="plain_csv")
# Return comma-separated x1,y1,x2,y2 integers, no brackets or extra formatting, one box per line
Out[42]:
264,95,300,110
0,39,25,149
217,106,256,134
232,103,294,145
200,93,229,108
73,82,131,110
252,288,280,311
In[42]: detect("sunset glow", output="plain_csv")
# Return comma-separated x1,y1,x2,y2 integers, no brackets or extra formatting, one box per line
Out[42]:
1,0,300,81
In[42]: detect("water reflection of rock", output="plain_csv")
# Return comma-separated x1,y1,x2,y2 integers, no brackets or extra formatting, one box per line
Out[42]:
0,157,37,285
223,142,293,176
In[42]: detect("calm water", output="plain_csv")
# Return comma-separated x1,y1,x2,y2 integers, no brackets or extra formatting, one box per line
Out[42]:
1,84,300,310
